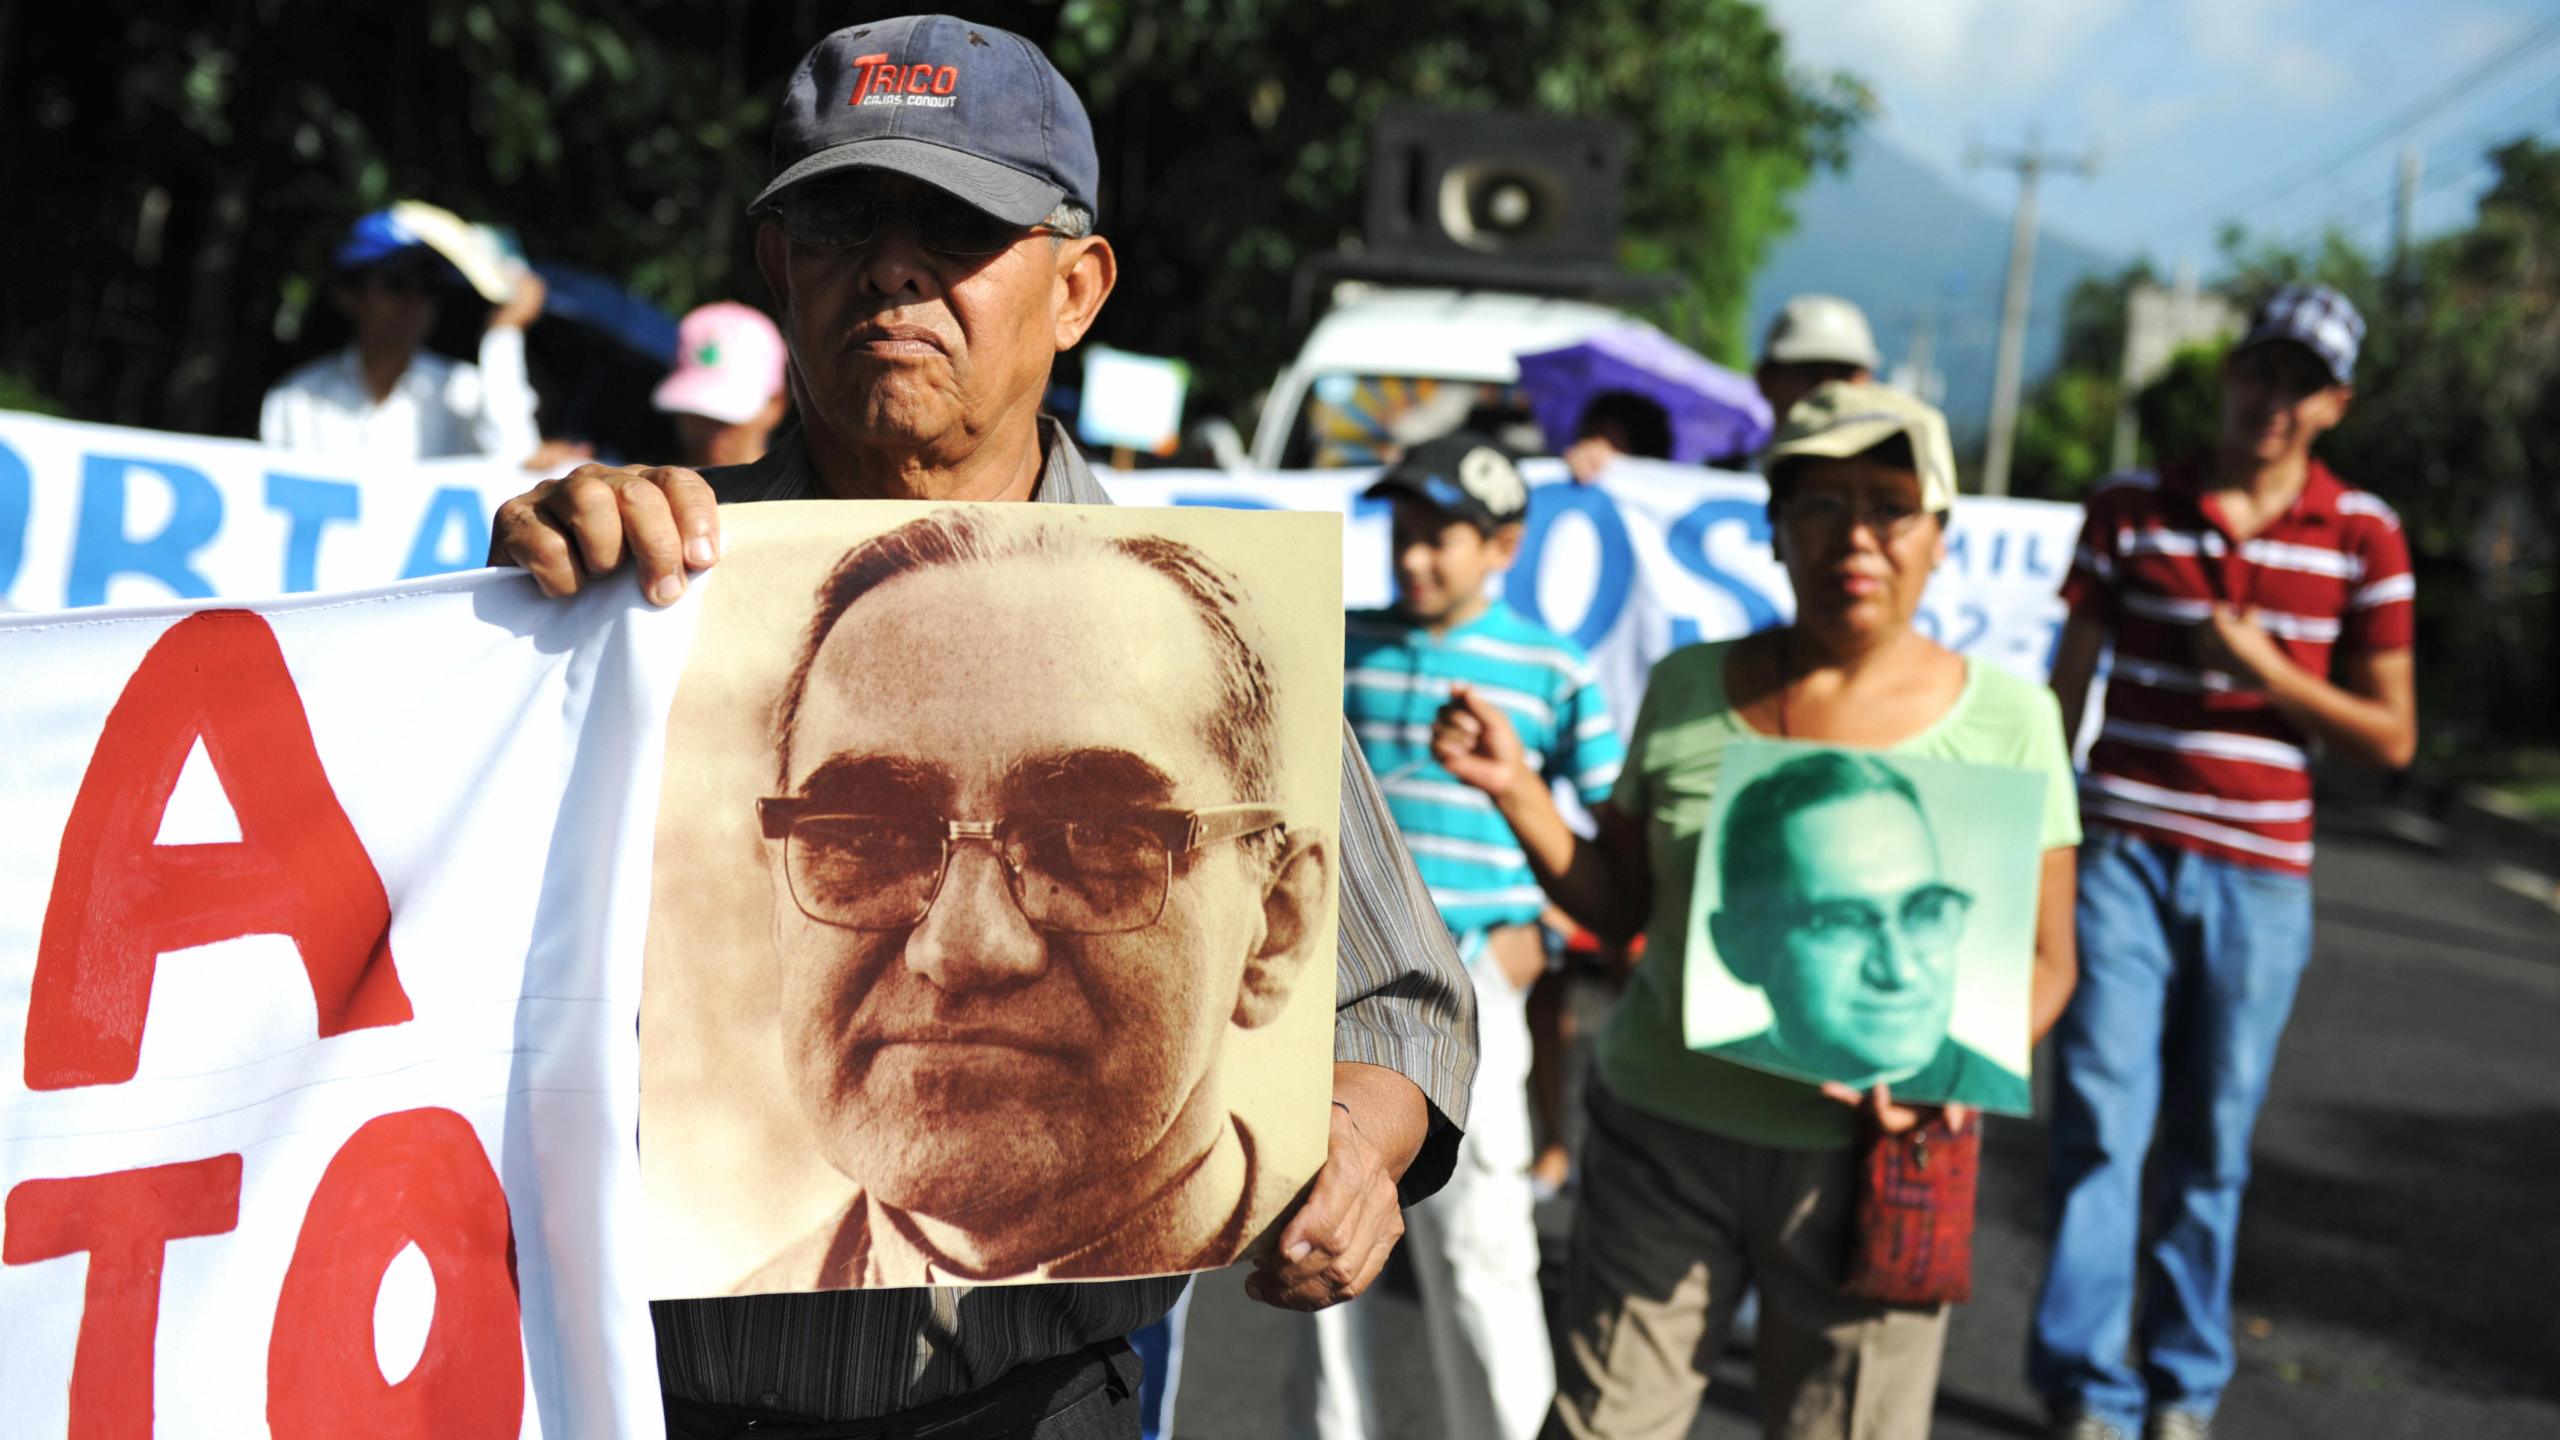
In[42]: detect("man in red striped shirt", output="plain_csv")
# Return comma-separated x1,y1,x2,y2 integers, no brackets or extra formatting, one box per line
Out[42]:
2029,284,2417,1440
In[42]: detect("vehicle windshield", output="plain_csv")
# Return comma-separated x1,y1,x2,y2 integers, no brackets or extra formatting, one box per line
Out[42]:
1283,372,1537,469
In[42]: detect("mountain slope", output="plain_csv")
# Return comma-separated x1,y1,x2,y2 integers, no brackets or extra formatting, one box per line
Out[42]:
1748,132,2126,443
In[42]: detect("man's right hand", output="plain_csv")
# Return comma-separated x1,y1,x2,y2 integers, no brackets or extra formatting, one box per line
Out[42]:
488,463,721,603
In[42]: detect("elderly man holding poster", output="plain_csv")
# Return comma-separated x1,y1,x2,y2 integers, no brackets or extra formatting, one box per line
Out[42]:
489,14,1475,1440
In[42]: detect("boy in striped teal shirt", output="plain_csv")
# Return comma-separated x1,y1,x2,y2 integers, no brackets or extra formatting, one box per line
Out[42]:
1346,433,1626,944
1287,432,1622,1440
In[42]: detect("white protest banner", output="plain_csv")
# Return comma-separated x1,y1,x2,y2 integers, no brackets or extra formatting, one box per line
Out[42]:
0,410,512,612
1103,458,2086,725
0,409,2086,716
0,574,686,1436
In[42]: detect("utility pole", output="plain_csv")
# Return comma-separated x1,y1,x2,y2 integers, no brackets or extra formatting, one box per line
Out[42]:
2391,145,2423,281
1969,129,2099,496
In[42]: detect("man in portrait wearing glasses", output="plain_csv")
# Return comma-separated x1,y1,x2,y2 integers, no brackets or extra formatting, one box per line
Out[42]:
488,15,1474,1439
738,511,1328,1290
1707,749,2027,1112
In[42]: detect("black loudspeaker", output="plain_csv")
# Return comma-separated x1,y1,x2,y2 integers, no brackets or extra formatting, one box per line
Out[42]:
1360,106,1627,267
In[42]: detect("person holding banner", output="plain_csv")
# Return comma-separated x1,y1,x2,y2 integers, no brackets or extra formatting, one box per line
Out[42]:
1432,381,2080,1440
260,202,545,464
488,15,1476,1440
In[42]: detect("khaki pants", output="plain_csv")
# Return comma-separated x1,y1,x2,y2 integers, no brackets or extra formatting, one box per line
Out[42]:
1544,1087,1949,1440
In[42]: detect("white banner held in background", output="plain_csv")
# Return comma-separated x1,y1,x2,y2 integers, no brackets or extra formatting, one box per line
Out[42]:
0,411,511,612
0,411,2085,710
0,574,686,1436
1104,458,2085,722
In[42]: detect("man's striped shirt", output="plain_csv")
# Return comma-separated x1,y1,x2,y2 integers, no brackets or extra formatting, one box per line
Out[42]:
1345,601,1623,940
2061,458,2415,872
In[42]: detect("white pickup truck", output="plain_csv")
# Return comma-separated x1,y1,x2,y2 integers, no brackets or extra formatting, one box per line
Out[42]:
1246,285,1633,471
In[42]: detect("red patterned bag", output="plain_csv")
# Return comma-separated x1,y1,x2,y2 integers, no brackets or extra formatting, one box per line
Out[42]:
1840,1111,1979,1305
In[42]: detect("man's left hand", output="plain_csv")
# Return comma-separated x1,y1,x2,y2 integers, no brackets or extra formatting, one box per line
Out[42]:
1245,1065,1424,1311
2193,603,2288,688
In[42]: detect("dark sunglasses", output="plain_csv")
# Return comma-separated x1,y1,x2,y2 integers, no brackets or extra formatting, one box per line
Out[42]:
771,184,1051,256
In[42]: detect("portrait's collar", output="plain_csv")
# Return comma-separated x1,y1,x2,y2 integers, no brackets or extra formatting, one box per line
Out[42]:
861,1112,1254,1285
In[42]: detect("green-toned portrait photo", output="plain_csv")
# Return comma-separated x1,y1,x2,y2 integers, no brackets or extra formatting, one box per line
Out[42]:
1681,740,2046,1113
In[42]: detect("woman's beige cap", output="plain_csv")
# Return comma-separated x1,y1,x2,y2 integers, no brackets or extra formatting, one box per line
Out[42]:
1766,380,1958,513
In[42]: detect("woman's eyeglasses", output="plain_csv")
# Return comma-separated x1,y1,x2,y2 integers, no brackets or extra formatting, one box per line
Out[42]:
1781,492,1934,540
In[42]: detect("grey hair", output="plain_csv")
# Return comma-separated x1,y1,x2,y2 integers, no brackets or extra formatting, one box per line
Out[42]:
1045,202,1095,241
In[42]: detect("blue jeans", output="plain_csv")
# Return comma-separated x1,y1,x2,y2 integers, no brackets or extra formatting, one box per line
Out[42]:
2029,827,2314,1427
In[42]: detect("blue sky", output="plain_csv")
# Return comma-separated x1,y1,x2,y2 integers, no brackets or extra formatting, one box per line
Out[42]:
1762,0,2560,273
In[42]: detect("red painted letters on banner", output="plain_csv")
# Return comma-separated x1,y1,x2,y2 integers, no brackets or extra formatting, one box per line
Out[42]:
2,1155,245,1439
267,1108,524,1436
24,608,411,1090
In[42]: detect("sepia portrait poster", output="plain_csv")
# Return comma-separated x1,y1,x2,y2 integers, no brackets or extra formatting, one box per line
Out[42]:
641,501,1343,1296
1680,739,2044,1114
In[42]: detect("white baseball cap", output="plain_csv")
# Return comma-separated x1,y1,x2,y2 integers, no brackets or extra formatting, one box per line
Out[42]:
1762,294,1882,372
652,303,789,426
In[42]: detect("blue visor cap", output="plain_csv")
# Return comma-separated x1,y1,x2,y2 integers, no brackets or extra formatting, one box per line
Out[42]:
332,209,432,272
752,14,1099,227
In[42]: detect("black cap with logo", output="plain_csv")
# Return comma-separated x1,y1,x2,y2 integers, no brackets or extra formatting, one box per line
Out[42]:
751,14,1101,226
1362,432,1532,530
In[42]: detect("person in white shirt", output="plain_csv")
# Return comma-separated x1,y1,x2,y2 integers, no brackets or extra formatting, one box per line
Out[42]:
260,205,545,463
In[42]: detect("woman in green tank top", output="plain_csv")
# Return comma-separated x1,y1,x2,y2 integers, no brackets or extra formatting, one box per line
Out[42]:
1430,382,2081,1440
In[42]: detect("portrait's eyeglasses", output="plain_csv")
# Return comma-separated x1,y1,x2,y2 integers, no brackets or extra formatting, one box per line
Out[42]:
770,185,1051,256
756,799,1285,935
1781,492,1933,540
1781,882,1973,961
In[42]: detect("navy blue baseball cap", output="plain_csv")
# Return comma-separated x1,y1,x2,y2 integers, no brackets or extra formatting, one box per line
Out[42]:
750,15,1100,227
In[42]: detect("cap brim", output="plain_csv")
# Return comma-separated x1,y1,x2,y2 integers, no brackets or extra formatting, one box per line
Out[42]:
1763,337,1881,370
652,372,767,426
749,137,1065,226
1363,473,1508,525
1767,416,1907,467
2234,330,2348,384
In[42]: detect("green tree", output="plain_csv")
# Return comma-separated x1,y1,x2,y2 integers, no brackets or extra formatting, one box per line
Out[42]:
1049,0,1864,411
2004,260,2157,500
4,0,1859,441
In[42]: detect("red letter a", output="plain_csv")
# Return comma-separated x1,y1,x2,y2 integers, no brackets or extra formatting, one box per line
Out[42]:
26,608,412,1090
4,1155,245,1440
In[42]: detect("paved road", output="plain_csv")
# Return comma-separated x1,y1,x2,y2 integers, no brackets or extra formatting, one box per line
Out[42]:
1169,798,2560,1438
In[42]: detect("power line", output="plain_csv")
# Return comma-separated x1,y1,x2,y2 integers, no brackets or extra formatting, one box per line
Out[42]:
2174,8,2560,233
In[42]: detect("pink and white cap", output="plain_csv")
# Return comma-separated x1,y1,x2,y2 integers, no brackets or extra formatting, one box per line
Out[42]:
652,303,788,425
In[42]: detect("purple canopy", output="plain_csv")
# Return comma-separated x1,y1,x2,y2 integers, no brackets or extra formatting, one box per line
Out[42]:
1514,324,1773,465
